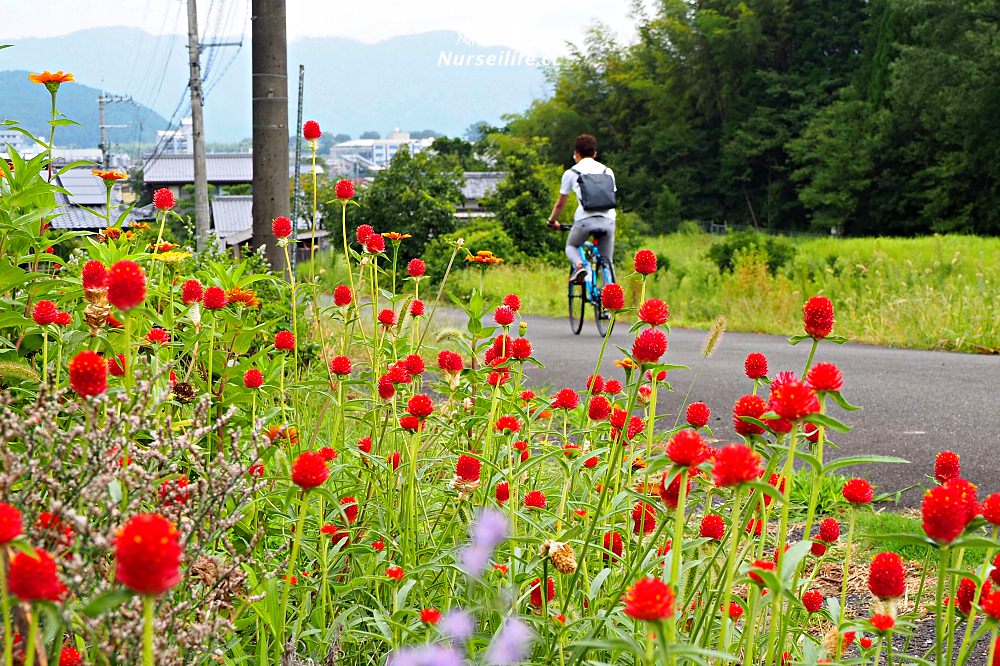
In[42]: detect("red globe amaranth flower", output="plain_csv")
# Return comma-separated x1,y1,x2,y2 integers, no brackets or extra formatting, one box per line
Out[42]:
407,394,433,419
0,503,23,544
601,283,625,311
843,478,874,505
378,309,397,328
357,437,372,454
302,119,321,141
806,362,843,392
818,518,840,543
494,415,521,434
145,327,169,345
291,451,329,489
733,394,767,436
803,296,835,338
318,447,338,462
922,478,976,543
712,443,763,488
623,577,675,621
529,577,555,607
333,285,353,306
159,477,190,507
552,388,579,410
404,258,426,278
802,589,823,613
588,395,611,421
243,368,264,389
632,502,657,535
602,531,623,561
632,328,667,364
659,471,691,509
934,451,961,484
409,299,425,317
585,374,605,394
8,548,65,601
272,216,293,238
746,518,764,536
402,354,425,375
420,608,441,624
377,378,395,400
982,493,1000,526
638,298,670,326
748,559,776,585
181,279,204,304
107,354,126,377
455,454,481,481
686,402,710,428
336,179,356,200
387,451,401,470
524,490,547,509
667,429,708,467
153,187,175,210
355,225,374,245
338,496,358,523
503,293,522,311
768,378,820,421
633,249,657,275
82,260,108,290
495,481,510,504
868,613,894,633
604,379,622,395
54,311,72,326
321,523,350,547
868,551,905,599
329,356,352,375
953,577,977,615
386,566,405,581
365,234,386,254
274,330,295,351
114,514,182,596
494,305,515,326
32,300,58,325
510,337,532,359
700,514,725,541
58,646,83,666
727,602,744,620
107,260,146,310
744,353,768,379
69,350,108,397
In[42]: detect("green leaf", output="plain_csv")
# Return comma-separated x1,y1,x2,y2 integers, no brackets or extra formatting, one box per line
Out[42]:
781,540,814,582
806,412,851,433
80,588,133,618
49,118,82,127
876,532,936,548
787,334,811,345
829,390,861,411
745,480,784,506
589,567,612,598
824,455,909,473
951,534,1000,550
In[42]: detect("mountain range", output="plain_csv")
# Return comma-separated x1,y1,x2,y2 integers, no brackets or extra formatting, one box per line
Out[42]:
0,27,551,145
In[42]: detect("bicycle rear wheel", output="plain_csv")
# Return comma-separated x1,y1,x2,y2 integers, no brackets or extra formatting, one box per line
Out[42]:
592,259,616,337
568,275,585,335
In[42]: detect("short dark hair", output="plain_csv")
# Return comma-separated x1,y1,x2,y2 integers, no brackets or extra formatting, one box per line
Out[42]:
574,134,597,158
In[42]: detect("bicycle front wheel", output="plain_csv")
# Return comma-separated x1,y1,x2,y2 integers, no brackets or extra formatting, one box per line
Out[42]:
568,277,585,335
592,260,616,337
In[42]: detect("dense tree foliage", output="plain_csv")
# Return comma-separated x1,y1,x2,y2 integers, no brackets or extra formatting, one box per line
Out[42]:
507,0,1000,235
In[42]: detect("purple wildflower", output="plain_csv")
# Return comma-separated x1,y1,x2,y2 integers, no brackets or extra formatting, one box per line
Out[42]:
459,508,509,578
485,617,534,665
438,609,476,643
389,645,465,666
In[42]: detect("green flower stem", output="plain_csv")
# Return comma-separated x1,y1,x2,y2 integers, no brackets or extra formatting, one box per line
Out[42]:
956,528,997,664
142,595,155,666
871,634,885,666
405,424,424,567
339,202,357,301
839,509,858,621
802,337,819,376
123,312,134,394
206,313,215,436
1,560,13,666
767,431,798,663
46,89,57,181
282,242,300,382
22,605,39,666
309,143,318,285
945,548,965,661
935,546,950,666
642,379,659,495
718,486,746,655
278,491,310,658
416,241,461,351
40,328,48,388
669,468,688,591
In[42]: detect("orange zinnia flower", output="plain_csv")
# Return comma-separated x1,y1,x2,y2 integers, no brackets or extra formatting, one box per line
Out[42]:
29,71,75,85
465,250,504,265
225,286,260,309
93,169,127,182
148,242,179,253
614,358,637,371
130,222,151,231
381,232,412,241
99,227,123,242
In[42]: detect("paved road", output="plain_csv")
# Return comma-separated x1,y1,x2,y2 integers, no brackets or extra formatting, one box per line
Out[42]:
446,310,999,508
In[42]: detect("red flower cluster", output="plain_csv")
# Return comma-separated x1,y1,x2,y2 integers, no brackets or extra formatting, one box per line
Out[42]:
529,577,555,607
870,613,895,632
802,589,824,613
632,328,667,364
145,327,169,344
922,478,977,543
410,299,425,317
982,493,1000,526
623,577,675,621
69,350,107,397
842,477,874,505
733,394,767,436
494,305,515,326
107,260,146,310
638,298,669,326
768,378,820,421
601,283,625,311
868,551,905,599
335,179,356,200
748,559,776,585
700,514,725,540
667,429,708,467
8,548,65,601
551,388,579,410
495,481,509,504
407,258,426,277
806,362,843,392
803,296,835,338
303,119,321,141
495,415,521,434
455,454,481,481
378,308,397,328
524,490,547,509
272,216,292,238
82,260,108,291
32,300,58,325
633,249,657,275
243,368,264,389
203,286,227,310
602,531,623,560
333,285,353,306
510,337,531,359
588,395,611,420
0,502,22,544
291,451,329,489
181,279,204,304
686,402,710,428
114,514,182,596
631,501,657,535
503,293,521,311
420,608,441,624
153,187,175,210
744,353,768,379
407,394,433,419
934,450,961,484
274,330,295,351
712,443,763,488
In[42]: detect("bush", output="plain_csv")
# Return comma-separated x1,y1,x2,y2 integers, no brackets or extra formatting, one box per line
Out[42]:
424,219,520,280
707,229,797,274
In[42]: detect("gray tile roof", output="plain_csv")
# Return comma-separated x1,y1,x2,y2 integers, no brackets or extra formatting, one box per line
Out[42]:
144,153,253,185
49,167,134,229
463,172,504,200
210,195,326,245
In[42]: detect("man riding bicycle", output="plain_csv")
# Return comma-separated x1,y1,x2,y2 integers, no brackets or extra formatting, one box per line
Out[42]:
546,133,617,284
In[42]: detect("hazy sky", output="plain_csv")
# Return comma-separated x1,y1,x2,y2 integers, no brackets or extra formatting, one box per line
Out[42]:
2,0,644,58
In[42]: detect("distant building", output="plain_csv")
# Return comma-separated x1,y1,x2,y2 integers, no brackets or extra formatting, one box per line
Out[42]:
330,129,435,169
210,195,327,258
457,172,504,220
49,167,135,230
142,153,253,198
156,118,194,156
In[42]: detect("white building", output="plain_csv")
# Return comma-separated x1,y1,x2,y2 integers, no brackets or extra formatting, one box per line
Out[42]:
330,129,435,169
156,117,194,155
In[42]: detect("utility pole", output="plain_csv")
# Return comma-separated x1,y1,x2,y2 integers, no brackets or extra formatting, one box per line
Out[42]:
251,0,290,271
290,65,305,275
98,93,130,168
187,0,211,251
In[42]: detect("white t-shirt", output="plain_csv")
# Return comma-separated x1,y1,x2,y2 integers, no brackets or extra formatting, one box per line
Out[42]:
559,157,617,222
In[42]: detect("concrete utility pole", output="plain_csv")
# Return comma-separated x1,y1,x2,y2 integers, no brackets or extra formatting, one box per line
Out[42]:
98,93,130,168
187,0,211,251
251,0,290,271
290,64,305,275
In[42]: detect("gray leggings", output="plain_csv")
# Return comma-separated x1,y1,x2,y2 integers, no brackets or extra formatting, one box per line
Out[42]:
565,215,615,267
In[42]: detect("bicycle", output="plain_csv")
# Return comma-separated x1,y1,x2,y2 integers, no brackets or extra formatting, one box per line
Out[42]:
556,223,616,336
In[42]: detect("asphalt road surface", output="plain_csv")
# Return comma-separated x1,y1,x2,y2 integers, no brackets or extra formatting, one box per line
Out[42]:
448,310,1000,508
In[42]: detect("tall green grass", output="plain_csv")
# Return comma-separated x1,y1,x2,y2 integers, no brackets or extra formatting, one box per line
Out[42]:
305,232,999,353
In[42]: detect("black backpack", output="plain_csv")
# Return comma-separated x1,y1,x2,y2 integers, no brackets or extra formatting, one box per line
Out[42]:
571,167,617,212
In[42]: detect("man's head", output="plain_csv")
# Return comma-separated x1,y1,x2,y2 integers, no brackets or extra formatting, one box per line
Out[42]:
573,134,598,161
